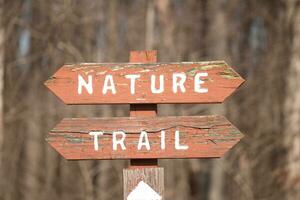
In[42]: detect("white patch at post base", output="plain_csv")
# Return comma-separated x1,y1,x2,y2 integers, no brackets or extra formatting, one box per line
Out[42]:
127,181,161,200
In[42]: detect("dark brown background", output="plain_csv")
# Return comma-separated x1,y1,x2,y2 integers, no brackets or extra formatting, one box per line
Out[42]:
0,0,299,200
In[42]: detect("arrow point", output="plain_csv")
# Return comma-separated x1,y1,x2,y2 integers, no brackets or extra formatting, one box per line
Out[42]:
127,181,161,200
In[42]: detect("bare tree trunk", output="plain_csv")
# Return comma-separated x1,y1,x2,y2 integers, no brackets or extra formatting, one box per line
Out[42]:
1,1,26,199
145,0,155,50
107,0,118,61
0,0,4,171
24,1,51,199
155,0,175,60
284,1,300,199
205,1,229,198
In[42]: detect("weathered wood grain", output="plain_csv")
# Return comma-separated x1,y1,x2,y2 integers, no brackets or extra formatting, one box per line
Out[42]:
44,61,244,104
46,115,243,160
129,50,157,64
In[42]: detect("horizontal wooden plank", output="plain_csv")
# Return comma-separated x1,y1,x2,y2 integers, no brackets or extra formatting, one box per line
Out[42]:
46,115,243,160
44,61,244,104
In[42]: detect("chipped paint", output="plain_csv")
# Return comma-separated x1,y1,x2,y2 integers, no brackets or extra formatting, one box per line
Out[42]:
96,71,107,75
112,65,123,71
219,69,241,79
199,64,225,70
139,69,151,73
186,64,225,76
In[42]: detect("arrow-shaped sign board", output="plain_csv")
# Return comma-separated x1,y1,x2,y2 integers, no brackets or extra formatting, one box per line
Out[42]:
44,61,244,104
46,115,243,160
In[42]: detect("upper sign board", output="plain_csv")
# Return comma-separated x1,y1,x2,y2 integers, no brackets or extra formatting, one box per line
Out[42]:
45,61,244,104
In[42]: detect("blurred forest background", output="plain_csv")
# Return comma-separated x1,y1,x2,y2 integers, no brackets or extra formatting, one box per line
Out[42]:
0,0,300,200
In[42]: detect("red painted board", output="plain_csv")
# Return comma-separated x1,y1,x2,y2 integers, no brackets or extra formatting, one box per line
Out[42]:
44,61,244,104
46,115,243,160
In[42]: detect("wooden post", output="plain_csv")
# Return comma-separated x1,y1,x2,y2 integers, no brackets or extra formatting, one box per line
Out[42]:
123,50,164,200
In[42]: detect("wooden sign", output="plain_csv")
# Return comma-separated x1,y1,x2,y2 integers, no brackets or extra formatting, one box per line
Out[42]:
44,50,245,200
46,115,243,160
44,61,244,104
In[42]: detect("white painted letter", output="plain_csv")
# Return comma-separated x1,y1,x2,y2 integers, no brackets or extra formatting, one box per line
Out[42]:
160,130,166,150
125,74,140,94
112,131,126,150
195,72,208,93
173,73,186,93
151,75,164,94
102,75,116,94
138,131,150,150
89,131,103,151
175,130,189,150
78,75,93,94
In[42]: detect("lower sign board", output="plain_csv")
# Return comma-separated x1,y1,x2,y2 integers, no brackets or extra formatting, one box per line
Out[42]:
46,115,243,160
